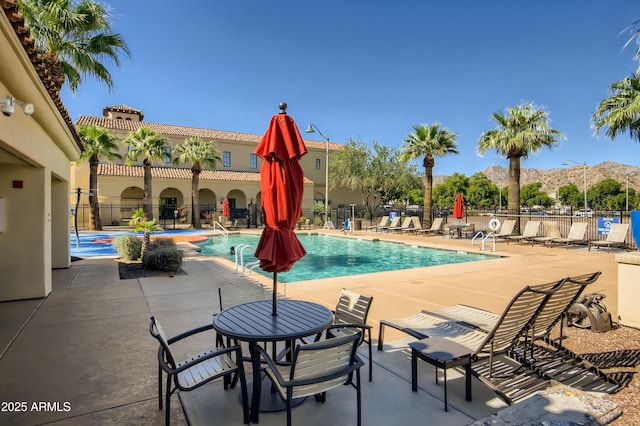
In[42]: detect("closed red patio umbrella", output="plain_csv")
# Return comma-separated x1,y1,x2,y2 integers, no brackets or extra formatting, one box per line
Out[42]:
254,103,307,315
453,193,465,219
222,198,230,217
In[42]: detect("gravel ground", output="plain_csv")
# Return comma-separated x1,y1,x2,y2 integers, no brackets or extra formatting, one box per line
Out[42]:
558,324,640,426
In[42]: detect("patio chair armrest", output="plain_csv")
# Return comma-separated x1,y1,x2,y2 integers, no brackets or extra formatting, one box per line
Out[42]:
166,323,215,344
255,344,288,385
159,344,242,375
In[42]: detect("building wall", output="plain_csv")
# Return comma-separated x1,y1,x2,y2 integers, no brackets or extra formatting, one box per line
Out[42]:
1,11,82,301
71,112,340,227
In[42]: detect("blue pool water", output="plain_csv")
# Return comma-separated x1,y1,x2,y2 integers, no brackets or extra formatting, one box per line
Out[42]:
197,234,497,283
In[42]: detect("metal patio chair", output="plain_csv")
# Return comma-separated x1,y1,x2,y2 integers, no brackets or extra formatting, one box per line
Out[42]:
149,316,249,425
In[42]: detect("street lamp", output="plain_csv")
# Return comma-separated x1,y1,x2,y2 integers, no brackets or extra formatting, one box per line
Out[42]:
305,123,330,221
563,160,588,210
626,172,637,211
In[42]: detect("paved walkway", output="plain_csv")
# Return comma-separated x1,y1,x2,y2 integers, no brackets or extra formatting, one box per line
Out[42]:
0,230,627,425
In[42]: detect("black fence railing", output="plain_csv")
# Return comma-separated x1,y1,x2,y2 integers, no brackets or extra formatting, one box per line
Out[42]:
73,203,636,249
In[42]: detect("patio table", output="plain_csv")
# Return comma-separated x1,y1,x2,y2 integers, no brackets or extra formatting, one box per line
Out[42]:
213,299,334,423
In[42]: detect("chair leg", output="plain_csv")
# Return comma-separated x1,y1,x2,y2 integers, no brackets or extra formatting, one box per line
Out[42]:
367,329,373,381
165,386,172,426
356,369,362,426
158,365,163,409
286,388,293,426
377,324,385,351
237,366,250,425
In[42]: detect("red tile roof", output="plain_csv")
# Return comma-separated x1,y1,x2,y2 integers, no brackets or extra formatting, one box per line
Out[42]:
76,115,342,151
99,163,314,184
1,0,83,150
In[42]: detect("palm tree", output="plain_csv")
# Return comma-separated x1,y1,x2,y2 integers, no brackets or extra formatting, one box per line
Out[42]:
173,137,221,228
129,208,161,258
592,68,640,143
400,123,459,227
77,125,122,230
124,127,168,221
18,0,131,93
478,103,564,232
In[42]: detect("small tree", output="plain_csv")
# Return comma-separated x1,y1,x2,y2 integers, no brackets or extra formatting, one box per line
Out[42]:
129,208,161,258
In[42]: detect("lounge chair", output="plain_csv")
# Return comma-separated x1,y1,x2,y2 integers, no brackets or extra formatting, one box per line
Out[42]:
530,221,562,246
378,216,400,232
389,216,412,233
365,215,389,232
414,217,443,235
505,220,541,245
402,216,422,233
492,219,516,240
549,222,588,248
588,223,630,251
378,281,560,402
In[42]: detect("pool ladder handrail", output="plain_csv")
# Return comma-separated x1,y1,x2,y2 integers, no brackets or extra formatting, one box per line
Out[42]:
212,221,229,238
234,244,256,275
472,230,496,252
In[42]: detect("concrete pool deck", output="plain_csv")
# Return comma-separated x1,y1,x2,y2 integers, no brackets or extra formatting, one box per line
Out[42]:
0,228,629,425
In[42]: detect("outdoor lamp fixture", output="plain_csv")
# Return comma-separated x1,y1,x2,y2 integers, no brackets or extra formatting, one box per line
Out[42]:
563,160,588,210
0,96,35,117
305,123,330,219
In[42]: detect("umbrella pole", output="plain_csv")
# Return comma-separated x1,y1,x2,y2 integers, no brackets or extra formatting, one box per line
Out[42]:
272,272,278,316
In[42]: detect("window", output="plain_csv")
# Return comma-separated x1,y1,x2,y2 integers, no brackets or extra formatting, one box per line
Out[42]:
163,147,171,164
315,159,321,169
223,151,231,167
250,153,257,169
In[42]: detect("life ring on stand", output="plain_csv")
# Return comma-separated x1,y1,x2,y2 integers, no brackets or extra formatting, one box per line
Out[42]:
488,218,501,231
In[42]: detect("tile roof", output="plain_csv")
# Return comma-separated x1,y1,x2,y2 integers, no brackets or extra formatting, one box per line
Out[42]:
1,0,83,150
76,115,343,151
103,104,144,119
99,163,315,184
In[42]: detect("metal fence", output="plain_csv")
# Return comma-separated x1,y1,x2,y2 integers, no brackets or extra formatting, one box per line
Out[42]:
73,203,636,249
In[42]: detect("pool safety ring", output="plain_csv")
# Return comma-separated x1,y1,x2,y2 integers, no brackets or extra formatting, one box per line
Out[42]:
488,218,501,231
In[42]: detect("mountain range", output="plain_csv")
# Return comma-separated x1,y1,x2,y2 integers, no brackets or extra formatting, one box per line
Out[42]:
434,161,640,195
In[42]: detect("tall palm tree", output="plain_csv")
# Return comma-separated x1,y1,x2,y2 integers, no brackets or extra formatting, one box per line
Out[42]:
478,103,564,232
124,127,168,221
173,137,221,228
592,68,640,143
400,123,459,227
77,125,122,230
18,0,131,93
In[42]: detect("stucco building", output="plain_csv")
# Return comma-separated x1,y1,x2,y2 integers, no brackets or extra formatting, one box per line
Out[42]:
73,106,353,228
0,0,83,302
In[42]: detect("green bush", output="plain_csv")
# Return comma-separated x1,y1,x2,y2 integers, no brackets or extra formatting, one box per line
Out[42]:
113,235,142,260
314,216,323,227
142,247,183,273
149,237,177,251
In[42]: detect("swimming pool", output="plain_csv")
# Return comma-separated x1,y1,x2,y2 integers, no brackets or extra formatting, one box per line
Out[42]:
197,234,497,283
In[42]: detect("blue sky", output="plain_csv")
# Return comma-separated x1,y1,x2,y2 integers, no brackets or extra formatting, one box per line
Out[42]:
61,0,640,176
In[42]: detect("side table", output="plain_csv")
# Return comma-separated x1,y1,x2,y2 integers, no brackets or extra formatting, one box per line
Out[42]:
409,337,472,411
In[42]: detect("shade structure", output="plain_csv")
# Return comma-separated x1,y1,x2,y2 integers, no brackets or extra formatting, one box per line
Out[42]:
254,104,307,315
222,198,230,217
453,193,465,219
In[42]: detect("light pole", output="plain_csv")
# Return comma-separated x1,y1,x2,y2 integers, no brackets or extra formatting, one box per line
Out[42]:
563,160,588,210
305,123,330,222
626,172,637,211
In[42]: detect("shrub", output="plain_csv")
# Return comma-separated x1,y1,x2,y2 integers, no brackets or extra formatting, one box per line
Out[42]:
113,235,141,260
149,237,177,251
314,216,323,227
142,247,183,273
